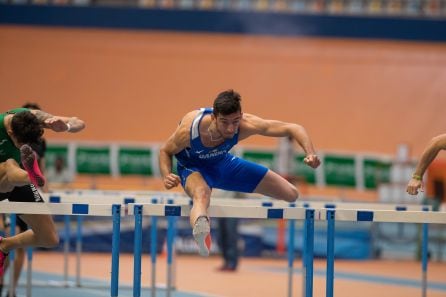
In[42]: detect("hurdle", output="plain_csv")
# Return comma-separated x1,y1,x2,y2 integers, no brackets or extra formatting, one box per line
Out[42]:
49,189,432,210
2,195,444,297
127,202,445,297
0,202,123,297
46,191,182,288
128,203,310,297
47,192,308,296
46,190,433,295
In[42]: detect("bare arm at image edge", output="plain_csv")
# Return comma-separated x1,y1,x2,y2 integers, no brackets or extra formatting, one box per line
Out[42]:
406,134,446,195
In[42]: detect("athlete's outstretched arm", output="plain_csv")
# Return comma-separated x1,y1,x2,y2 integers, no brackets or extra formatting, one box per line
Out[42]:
239,113,320,168
407,134,446,195
32,110,85,133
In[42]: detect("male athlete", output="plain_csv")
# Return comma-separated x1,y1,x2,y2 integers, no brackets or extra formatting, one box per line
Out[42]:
159,90,320,256
0,107,85,277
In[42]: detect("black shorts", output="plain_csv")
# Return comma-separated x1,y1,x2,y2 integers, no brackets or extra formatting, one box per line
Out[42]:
0,184,44,231
1,214,28,232
0,184,44,203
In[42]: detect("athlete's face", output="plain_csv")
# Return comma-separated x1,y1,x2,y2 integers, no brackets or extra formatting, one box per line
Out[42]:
214,112,242,139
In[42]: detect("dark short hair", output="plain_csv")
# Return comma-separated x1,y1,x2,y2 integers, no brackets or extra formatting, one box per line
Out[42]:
213,89,242,116
11,111,43,145
22,102,42,110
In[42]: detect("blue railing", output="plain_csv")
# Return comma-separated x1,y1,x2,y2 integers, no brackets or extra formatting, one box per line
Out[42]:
1,3,446,41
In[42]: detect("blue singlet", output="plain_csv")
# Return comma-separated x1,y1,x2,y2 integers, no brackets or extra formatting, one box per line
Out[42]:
175,108,268,193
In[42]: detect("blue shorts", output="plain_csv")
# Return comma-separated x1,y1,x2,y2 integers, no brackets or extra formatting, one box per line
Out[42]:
177,154,268,193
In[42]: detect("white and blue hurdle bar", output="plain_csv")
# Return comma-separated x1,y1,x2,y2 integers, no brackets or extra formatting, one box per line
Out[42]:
48,191,438,297
0,202,122,297
2,193,444,297
128,201,446,297
48,190,434,293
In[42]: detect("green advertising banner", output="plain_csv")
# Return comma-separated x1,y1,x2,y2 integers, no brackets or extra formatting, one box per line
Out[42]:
76,146,111,175
47,141,395,190
119,147,153,176
324,155,356,187
45,144,69,168
293,154,316,184
363,159,392,189
242,150,275,169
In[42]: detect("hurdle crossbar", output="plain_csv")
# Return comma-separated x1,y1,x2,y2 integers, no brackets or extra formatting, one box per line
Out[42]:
318,208,446,224
127,203,308,220
48,191,431,212
0,202,123,297
127,203,444,224
0,201,123,217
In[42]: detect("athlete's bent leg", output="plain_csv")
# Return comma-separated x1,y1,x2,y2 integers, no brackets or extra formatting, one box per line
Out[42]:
0,160,29,193
4,225,25,296
184,172,212,256
184,172,212,227
0,162,13,193
0,214,59,253
254,170,299,202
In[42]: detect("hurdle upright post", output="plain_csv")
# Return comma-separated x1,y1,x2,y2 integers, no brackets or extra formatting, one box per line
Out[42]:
303,209,314,297
166,215,176,297
76,215,83,287
26,247,32,297
133,204,143,297
8,214,16,297
421,207,429,297
287,219,295,297
150,216,158,297
301,204,309,297
326,209,335,297
110,204,121,297
63,215,70,287
150,198,159,297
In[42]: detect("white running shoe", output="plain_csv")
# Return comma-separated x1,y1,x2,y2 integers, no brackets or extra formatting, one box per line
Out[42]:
193,216,211,257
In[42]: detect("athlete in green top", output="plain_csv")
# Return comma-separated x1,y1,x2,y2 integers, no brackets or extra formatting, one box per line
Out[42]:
0,109,27,192
0,107,85,278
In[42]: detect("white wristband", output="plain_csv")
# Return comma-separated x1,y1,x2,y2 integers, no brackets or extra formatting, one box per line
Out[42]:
66,123,72,132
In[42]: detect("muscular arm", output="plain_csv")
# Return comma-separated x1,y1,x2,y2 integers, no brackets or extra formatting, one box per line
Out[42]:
239,113,320,168
413,134,446,178
407,134,446,195
239,114,317,154
33,110,85,133
159,130,185,179
159,112,194,188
